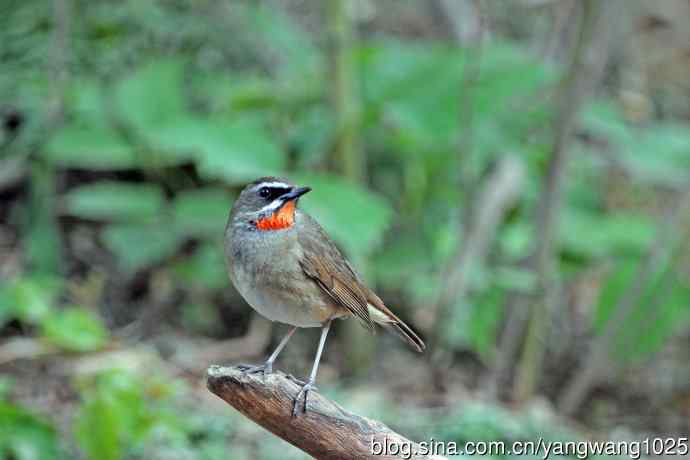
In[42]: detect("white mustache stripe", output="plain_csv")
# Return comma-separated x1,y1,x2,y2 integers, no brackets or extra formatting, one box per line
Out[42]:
256,198,284,215
252,181,291,190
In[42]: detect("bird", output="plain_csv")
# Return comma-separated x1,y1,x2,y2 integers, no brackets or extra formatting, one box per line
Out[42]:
224,176,425,416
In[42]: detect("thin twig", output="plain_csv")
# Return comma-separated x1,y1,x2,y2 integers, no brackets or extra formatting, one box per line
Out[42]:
429,156,526,360
513,0,612,403
482,295,529,400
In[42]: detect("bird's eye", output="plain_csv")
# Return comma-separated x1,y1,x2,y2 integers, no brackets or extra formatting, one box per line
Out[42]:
259,187,270,198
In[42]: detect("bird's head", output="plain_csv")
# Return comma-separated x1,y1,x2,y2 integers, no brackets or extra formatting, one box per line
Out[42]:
232,177,311,231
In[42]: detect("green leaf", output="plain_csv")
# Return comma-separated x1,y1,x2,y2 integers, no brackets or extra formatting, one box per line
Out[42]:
291,173,392,258
621,275,690,360
67,79,110,126
42,79,138,170
579,100,631,147
192,74,279,112
172,187,233,238
594,260,639,332
360,41,461,107
142,116,208,165
75,392,121,460
0,276,61,326
75,372,140,460
26,163,61,273
172,243,227,291
116,57,186,132
114,58,205,167
289,105,335,167
468,289,505,360
0,377,13,399
225,77,281,111
103,224,182,272
492,266,537,292
560,209,655,259
192,118,286,184
0,401,67,460
359,41,464,148
141,116,285,182
74,369,184,460
373,233,433,289
359,41,552,159
442,284,505,355
580,102,690,187
235,3,321,77
472,42,555,106
622,123,690,187
41,308,108,352
174,243,228,290
499,222,533,261
44,124,136,170
63,182,166,222
597,257,690,363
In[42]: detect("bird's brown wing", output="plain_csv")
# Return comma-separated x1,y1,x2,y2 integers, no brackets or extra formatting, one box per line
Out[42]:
298,215,375,331
298,215,425,352
297,214,427,353
297,214,426,351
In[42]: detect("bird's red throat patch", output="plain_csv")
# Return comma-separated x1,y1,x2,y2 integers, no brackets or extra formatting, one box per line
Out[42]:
255,200,296,231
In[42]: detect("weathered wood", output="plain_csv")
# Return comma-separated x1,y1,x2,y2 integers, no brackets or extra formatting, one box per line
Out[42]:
206,365,447,460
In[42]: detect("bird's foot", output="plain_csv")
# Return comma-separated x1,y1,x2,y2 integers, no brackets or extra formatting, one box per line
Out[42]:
237,362,273,381
292,379,318,417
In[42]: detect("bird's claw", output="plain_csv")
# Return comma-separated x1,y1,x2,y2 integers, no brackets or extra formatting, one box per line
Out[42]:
292,380,317,417
237,362,272,381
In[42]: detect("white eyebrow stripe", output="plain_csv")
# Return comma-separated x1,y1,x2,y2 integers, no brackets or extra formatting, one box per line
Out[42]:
252,181,291,190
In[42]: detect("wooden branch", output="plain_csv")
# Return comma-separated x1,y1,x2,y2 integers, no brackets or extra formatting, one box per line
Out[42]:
206,365,447,460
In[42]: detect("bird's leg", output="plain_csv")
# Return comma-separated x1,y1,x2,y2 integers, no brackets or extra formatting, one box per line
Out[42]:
238,326,297,379
292,320,331,416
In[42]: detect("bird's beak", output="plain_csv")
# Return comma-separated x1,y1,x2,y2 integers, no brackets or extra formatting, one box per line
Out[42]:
281,186,311,202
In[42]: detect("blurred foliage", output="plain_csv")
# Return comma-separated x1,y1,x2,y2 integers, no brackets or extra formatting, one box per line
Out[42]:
74,370,186,460
2,0,690,458
0,377,67,460
0,400,68,460
0,276,109,353
429,402,590,459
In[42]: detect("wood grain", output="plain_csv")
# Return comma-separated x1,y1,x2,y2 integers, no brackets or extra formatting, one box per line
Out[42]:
206,365,447,460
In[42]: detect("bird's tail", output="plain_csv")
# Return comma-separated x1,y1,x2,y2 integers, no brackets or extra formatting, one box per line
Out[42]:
368,303,426,353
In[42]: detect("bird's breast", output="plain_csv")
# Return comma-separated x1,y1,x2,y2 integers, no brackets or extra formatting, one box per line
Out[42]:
226,226,341,327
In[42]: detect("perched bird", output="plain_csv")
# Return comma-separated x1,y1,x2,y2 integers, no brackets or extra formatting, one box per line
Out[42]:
225,177,425,415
